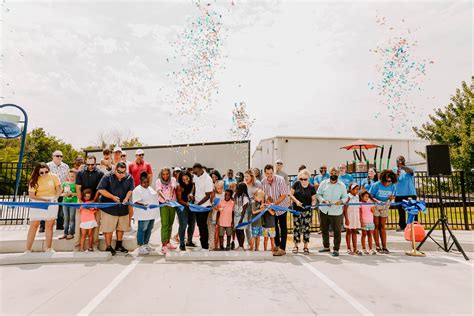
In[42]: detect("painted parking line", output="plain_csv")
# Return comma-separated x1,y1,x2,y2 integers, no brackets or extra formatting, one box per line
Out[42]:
293,255,374,316
78,256,143,316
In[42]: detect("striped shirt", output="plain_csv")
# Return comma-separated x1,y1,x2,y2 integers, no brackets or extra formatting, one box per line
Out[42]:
261,174,290,213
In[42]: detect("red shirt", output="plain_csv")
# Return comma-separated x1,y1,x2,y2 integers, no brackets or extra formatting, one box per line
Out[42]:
128,161,153,186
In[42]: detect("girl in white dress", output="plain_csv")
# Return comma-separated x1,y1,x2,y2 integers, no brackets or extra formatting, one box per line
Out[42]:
343,183,361,255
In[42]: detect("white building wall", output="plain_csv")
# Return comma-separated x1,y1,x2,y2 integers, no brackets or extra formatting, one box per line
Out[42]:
88,141,250,184
252,136,428,174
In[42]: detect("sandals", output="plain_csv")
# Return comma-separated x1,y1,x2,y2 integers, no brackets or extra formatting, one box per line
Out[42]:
363,249,369,255
58,235,67,240
303,248,309,255
347,250,355,255
355,249,362,256
292,246,299,254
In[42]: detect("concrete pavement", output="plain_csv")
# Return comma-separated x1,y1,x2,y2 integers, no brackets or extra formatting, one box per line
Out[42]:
0,250,472,315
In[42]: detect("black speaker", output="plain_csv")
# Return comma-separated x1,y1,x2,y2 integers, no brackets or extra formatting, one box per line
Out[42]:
426,144,452,176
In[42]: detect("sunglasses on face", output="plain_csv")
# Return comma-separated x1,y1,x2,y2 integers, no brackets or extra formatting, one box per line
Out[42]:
121,155,126,158
117,169,126,174
276,162,283,165
386,179,392,183
138,154,144,157
54,155,63,158
299,178,308,181
86,163,95,166
39,170,49,175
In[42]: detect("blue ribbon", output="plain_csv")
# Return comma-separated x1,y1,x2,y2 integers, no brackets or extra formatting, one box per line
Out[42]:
400,199,427,224
0,198,222,213
236,204,302,229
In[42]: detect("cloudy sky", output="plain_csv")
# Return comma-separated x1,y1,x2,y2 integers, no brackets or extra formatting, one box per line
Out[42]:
1,0,472,150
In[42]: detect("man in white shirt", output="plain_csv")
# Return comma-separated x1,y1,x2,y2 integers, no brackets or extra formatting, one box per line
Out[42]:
192,163,214,250
46,150,70,232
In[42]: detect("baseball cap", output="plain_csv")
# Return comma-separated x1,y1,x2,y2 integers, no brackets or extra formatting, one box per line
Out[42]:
173,167,181,172
135,149,144,155
350,183,359,190
113,146,122,153
275,159,283,164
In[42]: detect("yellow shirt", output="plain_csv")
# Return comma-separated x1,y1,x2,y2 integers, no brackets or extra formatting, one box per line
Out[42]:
29,173,60,197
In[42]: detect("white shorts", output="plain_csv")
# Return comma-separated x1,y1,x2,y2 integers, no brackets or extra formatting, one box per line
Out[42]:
29,198,58,221
80,220,98,229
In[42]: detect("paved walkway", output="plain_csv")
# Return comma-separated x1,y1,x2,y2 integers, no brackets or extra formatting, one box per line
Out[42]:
1,249,472,315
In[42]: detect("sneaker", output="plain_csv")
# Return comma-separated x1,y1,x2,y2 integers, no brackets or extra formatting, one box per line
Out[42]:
106,246,116,256
318,248,330,253
382,248,390,254
186,241,197,247
231,241,235,250
331,251,339,257
363,250,369,255
370,249,377,255
145,244,156,252
115,245,128,253
201,248,209,252
24,250,32,254
167,243,177,250
179,245,186,251
224,246,230,251
45,248,55,253
138,246,149,255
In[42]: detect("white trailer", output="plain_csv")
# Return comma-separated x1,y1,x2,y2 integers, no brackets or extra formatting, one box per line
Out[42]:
86,140,250,183
252,136,429,174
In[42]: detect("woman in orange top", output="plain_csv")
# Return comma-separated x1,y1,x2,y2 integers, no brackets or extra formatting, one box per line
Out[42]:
26,162,62,253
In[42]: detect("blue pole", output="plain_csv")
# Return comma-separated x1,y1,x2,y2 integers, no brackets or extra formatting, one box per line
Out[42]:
0,104,28,201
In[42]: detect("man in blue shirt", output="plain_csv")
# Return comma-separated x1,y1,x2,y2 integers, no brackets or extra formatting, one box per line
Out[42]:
316,167,348,257
338,164,354,189
314,165,330,188
393,156,417,232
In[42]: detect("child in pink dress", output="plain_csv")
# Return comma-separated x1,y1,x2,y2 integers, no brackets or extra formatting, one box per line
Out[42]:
359,191,376,255
79,189,98,252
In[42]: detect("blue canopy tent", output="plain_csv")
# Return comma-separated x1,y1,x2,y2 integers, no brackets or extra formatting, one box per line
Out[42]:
0,104,28,200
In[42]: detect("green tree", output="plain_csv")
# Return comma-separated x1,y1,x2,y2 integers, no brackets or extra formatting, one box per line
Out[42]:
413,78,473,171
0,127,82,164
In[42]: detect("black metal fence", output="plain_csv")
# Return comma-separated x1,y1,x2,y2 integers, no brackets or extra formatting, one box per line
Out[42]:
287,170,474,231
1,161,473,230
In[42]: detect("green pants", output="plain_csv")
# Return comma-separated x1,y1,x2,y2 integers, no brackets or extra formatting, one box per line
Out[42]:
160,206,176,244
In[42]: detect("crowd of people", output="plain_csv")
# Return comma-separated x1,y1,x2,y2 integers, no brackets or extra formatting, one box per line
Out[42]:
25,146,417,257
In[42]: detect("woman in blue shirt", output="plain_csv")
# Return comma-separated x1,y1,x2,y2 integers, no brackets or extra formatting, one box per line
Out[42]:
361,168,378,191
369,170,397,254
393,156,417,231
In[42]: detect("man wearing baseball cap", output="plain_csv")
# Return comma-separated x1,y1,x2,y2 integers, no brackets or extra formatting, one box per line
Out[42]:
112,147,123,166
128,149,153,186
275,159,289,185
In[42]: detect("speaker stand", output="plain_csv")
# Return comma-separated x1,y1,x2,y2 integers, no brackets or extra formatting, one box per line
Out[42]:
416,175,469,260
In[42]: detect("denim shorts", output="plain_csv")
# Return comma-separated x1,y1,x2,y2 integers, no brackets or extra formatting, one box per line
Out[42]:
251,226,263,237
363,223,375,231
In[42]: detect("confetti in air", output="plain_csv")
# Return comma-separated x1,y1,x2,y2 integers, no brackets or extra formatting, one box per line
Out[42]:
230,102,255,140
369,15,433,133
168,1,228,141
